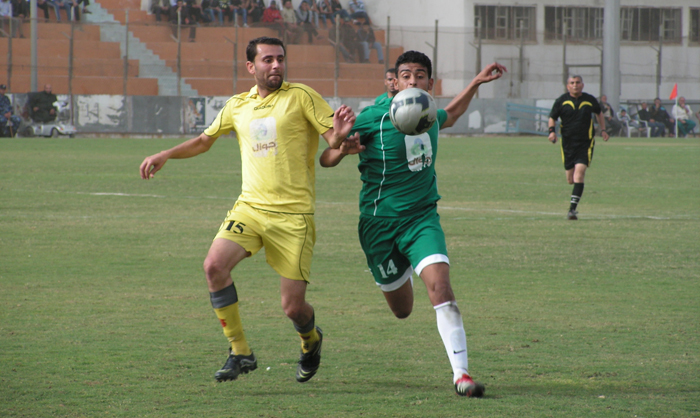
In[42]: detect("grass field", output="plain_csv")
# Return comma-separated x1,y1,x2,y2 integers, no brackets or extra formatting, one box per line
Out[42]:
1,136,699,417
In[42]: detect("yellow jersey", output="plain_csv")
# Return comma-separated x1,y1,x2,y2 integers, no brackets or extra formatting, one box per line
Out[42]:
204,81,334,214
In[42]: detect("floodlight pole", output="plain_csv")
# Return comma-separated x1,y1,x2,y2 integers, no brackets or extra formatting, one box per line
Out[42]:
224,33,238,95
424,20,437,96
30,0,37,91
384,16,390,73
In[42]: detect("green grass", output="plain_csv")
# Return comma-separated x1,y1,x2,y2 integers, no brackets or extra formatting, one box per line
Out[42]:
1,136,699,417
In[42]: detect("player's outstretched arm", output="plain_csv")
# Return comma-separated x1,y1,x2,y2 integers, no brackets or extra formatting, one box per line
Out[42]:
319,133,364,167
442,62,507,128
322,104,356,149
139,133,217,179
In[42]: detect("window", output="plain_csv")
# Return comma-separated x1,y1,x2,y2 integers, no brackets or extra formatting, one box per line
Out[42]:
475,5,536,41
620,7,682,42
691,8,699,43
544,6,604,41
545,6,682,43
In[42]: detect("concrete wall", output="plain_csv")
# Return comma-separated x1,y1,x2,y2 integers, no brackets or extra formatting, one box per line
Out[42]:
9,93,695,136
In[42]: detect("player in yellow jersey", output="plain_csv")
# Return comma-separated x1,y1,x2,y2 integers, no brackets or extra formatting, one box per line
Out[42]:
139,36,356,383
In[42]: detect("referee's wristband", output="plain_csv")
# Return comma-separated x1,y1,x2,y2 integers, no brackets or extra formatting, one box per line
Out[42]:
548,126,555,134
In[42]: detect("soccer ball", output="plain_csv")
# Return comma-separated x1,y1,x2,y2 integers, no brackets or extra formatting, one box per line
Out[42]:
389,88,438,135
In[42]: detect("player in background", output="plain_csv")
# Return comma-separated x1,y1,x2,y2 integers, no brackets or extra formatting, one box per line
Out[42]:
319,50,505,397
374,68,398,105
548,75,609,220
139,36,356,384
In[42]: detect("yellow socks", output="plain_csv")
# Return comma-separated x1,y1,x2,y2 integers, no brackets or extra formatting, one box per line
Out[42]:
214,303,251,356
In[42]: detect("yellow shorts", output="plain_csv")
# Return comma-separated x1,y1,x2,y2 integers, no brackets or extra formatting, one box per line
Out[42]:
214,201,316,281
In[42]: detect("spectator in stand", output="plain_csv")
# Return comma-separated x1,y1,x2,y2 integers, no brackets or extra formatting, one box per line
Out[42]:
0,0,21,38
599,95,621,137
296,1,319,44
316,0,332,28
0,84,20,137
28,84,57,123
281,0,301,44
672,96,697,138
347,0,370,25
328,16,358,63
205,0,224,25
261,1,284,38
637,101,665,137
329,0,347,21
187,0,208,25
357,23,382,63
170,0,196,42
246,0,264,25
49,0,71,22
36,0,51,21
650,98,675,137
152,0,171,22
11,0,28,37
229,0,248,27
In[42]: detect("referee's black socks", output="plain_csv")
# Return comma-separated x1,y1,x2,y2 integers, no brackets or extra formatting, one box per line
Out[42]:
570,183,584,211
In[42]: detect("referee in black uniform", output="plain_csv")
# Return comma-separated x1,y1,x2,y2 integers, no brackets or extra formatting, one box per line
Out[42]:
548,75,609,220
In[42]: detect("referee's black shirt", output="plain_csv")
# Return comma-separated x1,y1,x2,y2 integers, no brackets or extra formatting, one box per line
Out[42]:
549,92,602,143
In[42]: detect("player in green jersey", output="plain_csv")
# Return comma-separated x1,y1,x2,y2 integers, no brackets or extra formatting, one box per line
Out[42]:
320,50,505,397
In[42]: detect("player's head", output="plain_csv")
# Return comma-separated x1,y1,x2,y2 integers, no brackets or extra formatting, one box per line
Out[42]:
394,51,434,93
246,37,286,94
384,68,398,96
566,75,583,97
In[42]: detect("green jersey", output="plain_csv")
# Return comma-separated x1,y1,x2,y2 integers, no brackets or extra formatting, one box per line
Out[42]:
351,100,448,218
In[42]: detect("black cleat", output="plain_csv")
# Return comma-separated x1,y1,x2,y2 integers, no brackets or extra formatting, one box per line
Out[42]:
455,373,485,397
296,326,323,383
567,210,578,220
214,350,257,382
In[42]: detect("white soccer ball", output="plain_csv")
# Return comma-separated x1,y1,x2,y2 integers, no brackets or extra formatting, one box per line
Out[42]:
389,88,438,135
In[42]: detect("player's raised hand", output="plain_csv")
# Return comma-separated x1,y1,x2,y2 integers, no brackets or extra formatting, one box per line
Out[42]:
339,133,364,155
333,104,356,138
476,62,507,85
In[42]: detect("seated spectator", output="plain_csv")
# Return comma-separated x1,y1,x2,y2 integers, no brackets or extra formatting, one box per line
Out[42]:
357,22,382,63
188,0,210,24
28,84,57,123
329,0,348,22
650,98,675,137
230,0,247,27
261,1,285,38
316,0,332,28
36,0,51,21
672,96,697,138
0,84,20,136
599,95,621,136
48,0,71,22
347,0,370,25
11,0,28,37
328,16,359,63
0,0,22,38
246,0,264,25
169,0,196,42
637,101,665,137
152,0,171,22
296,1,319,44
280,0,301,44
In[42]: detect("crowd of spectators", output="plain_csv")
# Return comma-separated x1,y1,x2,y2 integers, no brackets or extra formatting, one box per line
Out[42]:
600,95,699,138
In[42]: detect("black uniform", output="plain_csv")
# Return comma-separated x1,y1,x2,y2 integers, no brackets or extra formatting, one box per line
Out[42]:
549,92,602,170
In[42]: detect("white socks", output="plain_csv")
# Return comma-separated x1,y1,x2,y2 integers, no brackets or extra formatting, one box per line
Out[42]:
434,300,469,382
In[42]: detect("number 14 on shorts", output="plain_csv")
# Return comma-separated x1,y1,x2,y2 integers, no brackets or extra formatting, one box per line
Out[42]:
377,259,399,279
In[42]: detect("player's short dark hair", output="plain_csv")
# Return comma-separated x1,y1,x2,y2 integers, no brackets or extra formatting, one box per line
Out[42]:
386,68,396,76
568,75,583,82
246,37,286,62
395,51,432,79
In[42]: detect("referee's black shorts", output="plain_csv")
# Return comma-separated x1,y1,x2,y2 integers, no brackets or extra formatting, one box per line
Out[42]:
561,138,595,170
